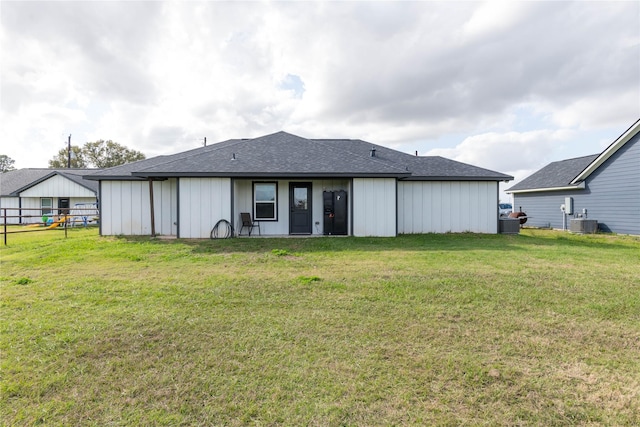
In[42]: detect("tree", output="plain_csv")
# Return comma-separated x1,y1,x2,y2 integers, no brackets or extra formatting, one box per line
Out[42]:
0,154,16,172
48,146,87,168
48,140,145,168
83,140,145,168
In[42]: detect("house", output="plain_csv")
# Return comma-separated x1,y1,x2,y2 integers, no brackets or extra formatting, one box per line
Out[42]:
0,168,100,224
86,132,513,237
507,119,640,235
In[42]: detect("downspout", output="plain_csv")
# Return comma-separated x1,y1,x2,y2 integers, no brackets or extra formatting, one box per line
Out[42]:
496,183,500,234
148,178,156,237
176,178,180,238
230,178,235,237
98,181,102,236
395,178,399,236
349,178,354,236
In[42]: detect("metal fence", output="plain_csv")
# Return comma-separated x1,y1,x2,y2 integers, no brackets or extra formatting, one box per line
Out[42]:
1,206,99,245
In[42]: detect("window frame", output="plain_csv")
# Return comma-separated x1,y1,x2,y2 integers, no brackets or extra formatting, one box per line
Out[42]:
253,181,278,221
41,198,53,216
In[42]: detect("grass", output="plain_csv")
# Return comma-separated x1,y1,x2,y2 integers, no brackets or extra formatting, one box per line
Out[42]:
1,228,639,426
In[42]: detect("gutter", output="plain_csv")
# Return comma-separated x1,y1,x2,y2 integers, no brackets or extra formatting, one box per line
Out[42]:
507,181,586,194
129,172,412,179
401,176,513,182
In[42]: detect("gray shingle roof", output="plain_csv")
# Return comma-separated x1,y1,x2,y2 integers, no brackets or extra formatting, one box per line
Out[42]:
317,139,513,180
83,139,242,180
507,154,599,192
87,131,513,181
1,169,100,196
134,132,410,177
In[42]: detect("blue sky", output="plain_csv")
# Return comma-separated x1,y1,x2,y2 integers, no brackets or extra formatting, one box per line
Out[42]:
1,1,638,200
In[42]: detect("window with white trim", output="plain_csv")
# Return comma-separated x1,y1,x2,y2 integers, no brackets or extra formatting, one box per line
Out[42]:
253,182,277,220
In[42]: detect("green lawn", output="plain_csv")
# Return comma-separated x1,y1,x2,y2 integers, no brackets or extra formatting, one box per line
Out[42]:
1,228,639,426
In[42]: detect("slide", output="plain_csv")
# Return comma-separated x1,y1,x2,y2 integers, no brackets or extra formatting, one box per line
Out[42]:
46,215,69,229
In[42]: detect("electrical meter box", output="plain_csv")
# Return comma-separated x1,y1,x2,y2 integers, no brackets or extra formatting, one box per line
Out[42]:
564,197,573,215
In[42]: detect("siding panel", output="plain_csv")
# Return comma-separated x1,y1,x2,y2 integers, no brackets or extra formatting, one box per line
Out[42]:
153,179,177,236
100,180,177,236
353,178,396,237
0,197,20,224
398,181,498,234
179,178,231,238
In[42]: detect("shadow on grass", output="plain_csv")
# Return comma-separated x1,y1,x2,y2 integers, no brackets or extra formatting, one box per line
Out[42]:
116,229,639,255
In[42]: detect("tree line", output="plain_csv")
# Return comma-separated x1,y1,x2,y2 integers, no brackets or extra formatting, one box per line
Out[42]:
48,140,145,168
1,140,145,172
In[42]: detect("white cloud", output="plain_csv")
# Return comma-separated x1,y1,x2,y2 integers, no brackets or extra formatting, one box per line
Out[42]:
426,129,577,178
544,90,640,130
463,1,534,39
1,1,638,169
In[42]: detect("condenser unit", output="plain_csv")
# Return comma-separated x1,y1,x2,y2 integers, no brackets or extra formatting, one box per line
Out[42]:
569,219,598,234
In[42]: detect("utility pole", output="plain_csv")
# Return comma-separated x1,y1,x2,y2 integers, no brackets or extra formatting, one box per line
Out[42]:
67,134,72,168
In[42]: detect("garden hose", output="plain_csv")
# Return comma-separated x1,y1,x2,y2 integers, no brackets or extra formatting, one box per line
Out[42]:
210,219,233,239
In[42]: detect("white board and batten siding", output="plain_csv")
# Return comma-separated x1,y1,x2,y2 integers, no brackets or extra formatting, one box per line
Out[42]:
0,197,20,224
101,179,177,236
2,197,43,225
352,178,397,237
179,178,231,238
233,179,350,235
20,174,95,198
398,181,498,234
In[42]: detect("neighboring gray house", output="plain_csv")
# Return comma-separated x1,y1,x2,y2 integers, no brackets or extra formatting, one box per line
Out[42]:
86,131,513,237
0,169,100,224
507,119,640,235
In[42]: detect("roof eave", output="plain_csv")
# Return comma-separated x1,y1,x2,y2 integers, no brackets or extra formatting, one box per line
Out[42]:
570,119,640,184
507,181,586,194
131,172,411,179
402,175,513,181
84,175,146,181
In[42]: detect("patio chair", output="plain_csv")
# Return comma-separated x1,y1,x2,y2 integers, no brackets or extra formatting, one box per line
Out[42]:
239,212,260,236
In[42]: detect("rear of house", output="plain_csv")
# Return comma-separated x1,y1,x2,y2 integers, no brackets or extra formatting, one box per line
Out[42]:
87,132,513,238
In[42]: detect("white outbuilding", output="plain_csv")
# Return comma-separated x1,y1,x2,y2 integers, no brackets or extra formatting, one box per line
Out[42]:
1,169,99,224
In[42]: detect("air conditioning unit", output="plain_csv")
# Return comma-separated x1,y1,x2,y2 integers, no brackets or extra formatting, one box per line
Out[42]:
499,218,520,234
569,219,598,234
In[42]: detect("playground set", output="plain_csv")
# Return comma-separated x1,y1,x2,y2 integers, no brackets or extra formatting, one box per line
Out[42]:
1,203,99,245
26,215,72,230
23,203,99,229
